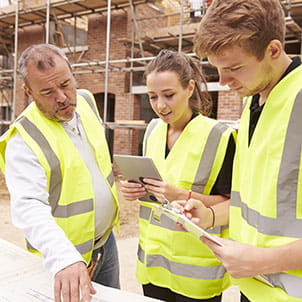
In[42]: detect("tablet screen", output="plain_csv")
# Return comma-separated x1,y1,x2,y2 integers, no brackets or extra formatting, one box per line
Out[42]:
113,154,162,202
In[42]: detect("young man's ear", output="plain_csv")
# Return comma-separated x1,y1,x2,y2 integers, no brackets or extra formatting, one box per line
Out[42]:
267,40,283,60
22,84,32,98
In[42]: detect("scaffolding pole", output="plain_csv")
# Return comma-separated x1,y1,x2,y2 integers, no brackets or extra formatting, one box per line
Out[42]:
104,0,112,124
11,0,19,121
178,0,184,52
129,0,145,60
45,0,50,43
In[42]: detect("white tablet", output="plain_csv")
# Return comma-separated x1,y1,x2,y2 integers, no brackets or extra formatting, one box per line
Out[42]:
152,204,224,246
113,154,162,202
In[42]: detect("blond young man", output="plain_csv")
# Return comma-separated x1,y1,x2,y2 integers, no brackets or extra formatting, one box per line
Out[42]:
178,0,302,301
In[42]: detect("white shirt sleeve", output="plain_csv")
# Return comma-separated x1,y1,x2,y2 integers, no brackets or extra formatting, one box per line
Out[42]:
5,133,85,275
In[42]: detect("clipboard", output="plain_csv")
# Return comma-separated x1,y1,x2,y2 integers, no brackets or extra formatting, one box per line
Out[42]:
152,204,224,246
254,274,275,287
152,205,275,287
113,154,162,202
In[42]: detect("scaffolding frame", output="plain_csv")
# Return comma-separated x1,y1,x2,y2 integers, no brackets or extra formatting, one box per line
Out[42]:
0,0,301,129
0,0,162,126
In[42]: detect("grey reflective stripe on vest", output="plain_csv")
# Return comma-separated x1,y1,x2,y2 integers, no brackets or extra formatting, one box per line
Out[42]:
192,122,228,192
19,116,93,218
26,238,93,256
144,120,229,192
19,116,62,213
75,239,93,255
54,199,94,218
242,97,249,111
137,242,144,263
231,191,302,237
140,204,152,220
140,121,229,234
140,204,225,234
277,90,302,226
231,91,302,297
232,193,302,297
77,89,100,121
231,91,302,238
77,90,114,187
107,169,114,187
20,116,94,256
260,272,302,299
138,243,226,280
143,119,161,156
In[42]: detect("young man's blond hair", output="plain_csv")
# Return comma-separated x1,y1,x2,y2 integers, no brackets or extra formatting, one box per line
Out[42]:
194,0,285,60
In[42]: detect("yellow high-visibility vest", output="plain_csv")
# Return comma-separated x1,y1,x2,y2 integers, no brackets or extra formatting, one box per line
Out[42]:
0,89,119,264
230,65,302,302
137,114,236,299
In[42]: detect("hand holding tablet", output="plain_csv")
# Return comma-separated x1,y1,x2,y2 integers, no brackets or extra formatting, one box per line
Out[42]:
113,155,162,202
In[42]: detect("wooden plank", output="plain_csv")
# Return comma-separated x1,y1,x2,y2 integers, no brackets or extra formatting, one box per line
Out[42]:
143,22,198,40
115,120,146,124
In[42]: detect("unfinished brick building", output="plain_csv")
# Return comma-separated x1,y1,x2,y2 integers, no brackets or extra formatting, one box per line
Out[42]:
0,0,301,155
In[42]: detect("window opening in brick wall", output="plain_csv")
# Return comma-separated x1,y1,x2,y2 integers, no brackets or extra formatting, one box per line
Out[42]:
209,91,218,119
94,92,115,156
0,104,11,133
138,94,157,155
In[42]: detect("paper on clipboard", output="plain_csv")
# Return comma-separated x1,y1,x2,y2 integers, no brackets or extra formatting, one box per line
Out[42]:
152,204,223,247
254,274,275,287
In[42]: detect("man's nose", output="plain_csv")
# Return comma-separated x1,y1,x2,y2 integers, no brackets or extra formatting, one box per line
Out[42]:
55,88,67,103
218,70,231,86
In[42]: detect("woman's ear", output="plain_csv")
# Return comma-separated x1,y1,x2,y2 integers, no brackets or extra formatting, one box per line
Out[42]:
188,79,195,97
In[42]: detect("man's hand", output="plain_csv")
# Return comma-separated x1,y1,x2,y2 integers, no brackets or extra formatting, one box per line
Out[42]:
202,237,270,278
204,237,302,279
54,261,96,302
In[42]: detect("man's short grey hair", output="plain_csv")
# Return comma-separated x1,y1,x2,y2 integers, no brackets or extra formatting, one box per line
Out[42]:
18,44,72,87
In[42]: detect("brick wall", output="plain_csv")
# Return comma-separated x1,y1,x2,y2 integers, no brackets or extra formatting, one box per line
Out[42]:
20,0,42,9
16,25,45,116
217,90,242,121
13,3,242,156
132,4,167,39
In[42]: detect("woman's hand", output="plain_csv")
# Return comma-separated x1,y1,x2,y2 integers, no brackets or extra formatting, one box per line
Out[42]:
172,199,213,230
119,180,146,201
142,178,182,202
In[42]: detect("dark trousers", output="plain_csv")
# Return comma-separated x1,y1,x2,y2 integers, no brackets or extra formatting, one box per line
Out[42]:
143,284,251,302
240,292,251,302
143,284,222,302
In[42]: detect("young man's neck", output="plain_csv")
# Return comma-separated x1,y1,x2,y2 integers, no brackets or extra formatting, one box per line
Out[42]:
259,54,292,106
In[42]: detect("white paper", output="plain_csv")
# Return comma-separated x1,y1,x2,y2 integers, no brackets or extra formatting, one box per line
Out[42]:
0,238,44,281
0,238,161,301
152,204,224,246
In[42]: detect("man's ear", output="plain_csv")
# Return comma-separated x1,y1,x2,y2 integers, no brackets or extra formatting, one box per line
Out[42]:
266,40,283,60
22,84,32,97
